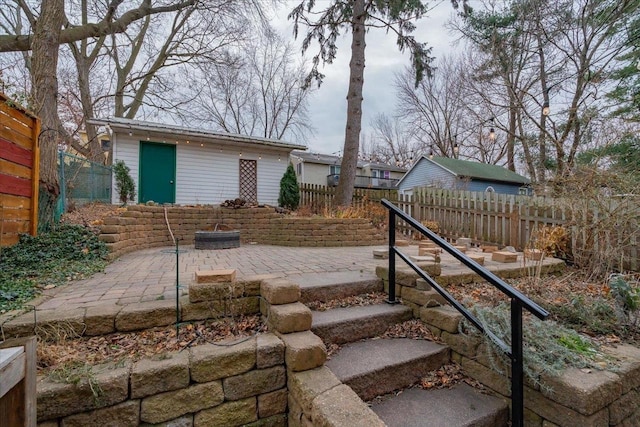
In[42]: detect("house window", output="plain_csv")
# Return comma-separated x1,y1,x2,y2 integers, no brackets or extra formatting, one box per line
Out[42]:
296,162,302,176
330,165,341,175
373,170,390,179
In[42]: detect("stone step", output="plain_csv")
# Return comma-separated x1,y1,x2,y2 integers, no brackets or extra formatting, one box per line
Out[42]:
296,271,383,303
325,338,450,401
311,304,413,345
371,384,509,427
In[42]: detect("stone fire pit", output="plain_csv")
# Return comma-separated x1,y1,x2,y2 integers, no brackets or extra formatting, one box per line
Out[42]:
194,228,240,249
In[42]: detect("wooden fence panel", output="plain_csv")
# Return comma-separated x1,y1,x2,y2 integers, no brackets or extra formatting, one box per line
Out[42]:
298,183,398,212
0,93,40,246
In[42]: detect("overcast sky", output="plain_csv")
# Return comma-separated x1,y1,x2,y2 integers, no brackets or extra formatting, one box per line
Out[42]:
272,1,461,155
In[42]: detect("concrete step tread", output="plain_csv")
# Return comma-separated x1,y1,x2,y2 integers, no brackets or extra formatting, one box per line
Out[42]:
296,271,383,303
312,303,411,327
311,304,413,345
371,384,509,427
326,338,448,382
326,338,450,400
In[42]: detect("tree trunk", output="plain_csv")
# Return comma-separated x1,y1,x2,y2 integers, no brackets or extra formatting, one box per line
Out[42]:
334,0,366,208
31,0,65,230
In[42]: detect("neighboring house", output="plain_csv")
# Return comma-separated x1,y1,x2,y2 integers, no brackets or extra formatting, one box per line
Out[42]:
290,150,406,189
398,156,531,196
89,118,306,205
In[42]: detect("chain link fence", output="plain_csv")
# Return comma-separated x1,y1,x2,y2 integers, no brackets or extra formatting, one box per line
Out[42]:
56,152,112,220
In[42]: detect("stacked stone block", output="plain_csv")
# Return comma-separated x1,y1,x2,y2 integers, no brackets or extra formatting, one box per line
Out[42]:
98,206,386,259
416,305,640,426
36,334,288,426
259,278,383,426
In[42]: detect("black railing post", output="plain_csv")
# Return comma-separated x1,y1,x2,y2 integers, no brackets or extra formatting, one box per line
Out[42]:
511,298,524,427
387,210,397,303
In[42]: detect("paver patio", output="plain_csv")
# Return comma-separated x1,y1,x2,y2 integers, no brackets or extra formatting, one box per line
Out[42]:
31,244,563,312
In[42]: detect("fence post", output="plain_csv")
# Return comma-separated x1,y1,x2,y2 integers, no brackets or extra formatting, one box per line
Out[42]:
58,150,66,217
387,210,397,304
510,210,520,248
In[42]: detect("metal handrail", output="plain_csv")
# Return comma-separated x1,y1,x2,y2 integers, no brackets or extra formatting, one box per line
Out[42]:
381,198,549,427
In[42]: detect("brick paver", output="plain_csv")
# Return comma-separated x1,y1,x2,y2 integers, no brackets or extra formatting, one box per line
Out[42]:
32,244,563,312
35,244,388,310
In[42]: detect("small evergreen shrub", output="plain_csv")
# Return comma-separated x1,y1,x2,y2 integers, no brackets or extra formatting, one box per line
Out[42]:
278,164,300,210
113,160,136,204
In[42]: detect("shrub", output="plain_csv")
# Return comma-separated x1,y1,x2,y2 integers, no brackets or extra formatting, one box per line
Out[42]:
113,160,136,204
278,164,300,210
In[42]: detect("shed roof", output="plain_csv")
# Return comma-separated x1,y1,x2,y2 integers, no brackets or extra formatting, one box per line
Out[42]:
399,155,530,186
431,156,530,184
89,117,306,151
291,150,407,172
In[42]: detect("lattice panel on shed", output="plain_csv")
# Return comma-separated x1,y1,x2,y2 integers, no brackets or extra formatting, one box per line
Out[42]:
239,159,258,203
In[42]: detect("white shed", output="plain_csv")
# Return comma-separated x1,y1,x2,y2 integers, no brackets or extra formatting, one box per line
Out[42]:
89,118,306,205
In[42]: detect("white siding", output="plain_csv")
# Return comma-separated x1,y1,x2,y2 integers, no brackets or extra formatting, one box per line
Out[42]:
111,135,141,204
113,136,290,205
303,163,331,186
257,153,288,205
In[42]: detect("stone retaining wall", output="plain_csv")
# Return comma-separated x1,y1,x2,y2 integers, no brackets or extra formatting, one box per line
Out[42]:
13,275,384,426
99,205,386,259
36,334,288,427
376,265,640,427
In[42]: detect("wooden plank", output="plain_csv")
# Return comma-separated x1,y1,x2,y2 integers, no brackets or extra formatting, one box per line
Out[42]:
0,220,30,233
0,137,33,168
0,207,30,220
0,233,20,246
0,193,31,209
30,118,40,236
0,337,37,427
0,117,34,149
0,352,25,399
0,158,31,179
0,173,32,197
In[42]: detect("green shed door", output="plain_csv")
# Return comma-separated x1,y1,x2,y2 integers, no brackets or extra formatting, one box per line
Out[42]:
139,142,176,204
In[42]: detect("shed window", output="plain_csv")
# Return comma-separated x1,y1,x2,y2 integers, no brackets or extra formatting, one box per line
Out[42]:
485,186,495,193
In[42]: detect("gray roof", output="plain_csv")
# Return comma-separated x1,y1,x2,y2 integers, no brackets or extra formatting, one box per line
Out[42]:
291,150,407,172
89,117,307,151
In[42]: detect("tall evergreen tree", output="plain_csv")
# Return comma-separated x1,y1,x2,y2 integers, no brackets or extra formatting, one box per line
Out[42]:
289,0,461,206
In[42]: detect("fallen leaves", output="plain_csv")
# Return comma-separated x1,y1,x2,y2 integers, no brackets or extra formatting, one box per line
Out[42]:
307,292,387,311
418,363,484,391
37,315,266,372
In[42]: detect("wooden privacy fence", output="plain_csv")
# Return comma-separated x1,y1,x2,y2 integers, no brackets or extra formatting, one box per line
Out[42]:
397,187,638,271
0,93,40,246
298,183,398,211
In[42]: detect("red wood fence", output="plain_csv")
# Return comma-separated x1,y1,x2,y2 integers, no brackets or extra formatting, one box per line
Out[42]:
0,93,40,246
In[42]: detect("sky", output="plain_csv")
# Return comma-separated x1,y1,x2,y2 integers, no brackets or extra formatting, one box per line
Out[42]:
272,1,461,155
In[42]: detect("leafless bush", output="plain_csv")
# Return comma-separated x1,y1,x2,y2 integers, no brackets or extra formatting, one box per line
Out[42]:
552,168,639,278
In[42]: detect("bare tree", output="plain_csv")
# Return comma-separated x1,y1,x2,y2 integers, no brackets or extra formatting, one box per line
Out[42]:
361,113,420,168
187,28,314,142
0,0,279,225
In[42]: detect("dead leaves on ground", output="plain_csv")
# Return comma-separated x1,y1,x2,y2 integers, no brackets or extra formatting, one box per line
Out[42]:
418,363,484,391
37,315,266,372
306,292,387,311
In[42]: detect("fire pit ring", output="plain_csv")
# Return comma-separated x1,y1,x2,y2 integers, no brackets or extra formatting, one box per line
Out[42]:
194,230,240,250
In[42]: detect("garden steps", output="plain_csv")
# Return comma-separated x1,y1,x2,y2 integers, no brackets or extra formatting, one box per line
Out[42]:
311,303,412,344
325,338,450,401
296,271,383,303
370,384,509,427
302,273,509,426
